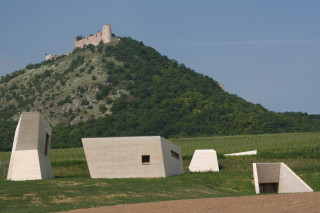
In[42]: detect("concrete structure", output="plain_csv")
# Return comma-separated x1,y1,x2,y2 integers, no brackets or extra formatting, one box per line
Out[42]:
253,163,313,194
225,150,257,156
189,149,219,172
75,24,115,48
82,136,184,178
7,112,54,181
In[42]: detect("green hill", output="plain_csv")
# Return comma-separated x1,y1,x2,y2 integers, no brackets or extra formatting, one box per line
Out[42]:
0,37,320,150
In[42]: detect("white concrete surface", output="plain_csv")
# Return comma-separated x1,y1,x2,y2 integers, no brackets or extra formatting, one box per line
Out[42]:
7,112,54,181
253,163,313,194
189,149,219,172
278,163,313,193
82,136,184,178
225,150,257,156
252,163,260,194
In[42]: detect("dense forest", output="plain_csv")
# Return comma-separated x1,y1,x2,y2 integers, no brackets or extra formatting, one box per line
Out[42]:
1,37,320,151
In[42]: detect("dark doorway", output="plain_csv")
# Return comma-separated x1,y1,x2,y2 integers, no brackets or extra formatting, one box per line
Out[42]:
259,183,279,193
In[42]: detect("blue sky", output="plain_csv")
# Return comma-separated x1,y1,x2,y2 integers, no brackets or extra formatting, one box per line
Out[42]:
0,0,319,114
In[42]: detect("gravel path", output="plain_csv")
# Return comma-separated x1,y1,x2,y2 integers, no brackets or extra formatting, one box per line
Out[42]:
63,192,320,213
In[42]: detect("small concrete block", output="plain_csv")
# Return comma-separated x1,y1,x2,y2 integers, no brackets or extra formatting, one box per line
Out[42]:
189,149,219,172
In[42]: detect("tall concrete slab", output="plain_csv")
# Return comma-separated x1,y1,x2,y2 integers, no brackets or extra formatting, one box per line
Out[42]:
7,112,54,181
82,136,184,178
253,163,313,194
160,137,184,176
189,149,219,172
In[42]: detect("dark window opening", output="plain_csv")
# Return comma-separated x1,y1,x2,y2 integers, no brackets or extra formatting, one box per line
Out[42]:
171,150,180,160
44,133,50,156
142,155,150,164
259,183,278,193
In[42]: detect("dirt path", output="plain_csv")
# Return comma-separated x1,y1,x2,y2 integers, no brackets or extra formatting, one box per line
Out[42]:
64,192,320,213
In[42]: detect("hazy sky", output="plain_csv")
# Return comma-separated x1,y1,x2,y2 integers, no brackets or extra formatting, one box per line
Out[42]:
1,0,319,114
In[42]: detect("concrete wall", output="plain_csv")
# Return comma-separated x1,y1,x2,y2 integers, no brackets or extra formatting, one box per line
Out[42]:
278,163,313,193
7,112,54,181
82,136,184,178
7,115,22,179
37,113,52,155
15,113,40,151
253,163,313,194
8,150,42,180
160,137,184,176
75,24,112,48
252,163,260,194
256,163,280,183
189,149,219,172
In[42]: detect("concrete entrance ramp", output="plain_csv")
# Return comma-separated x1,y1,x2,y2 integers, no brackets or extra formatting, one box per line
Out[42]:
253,163,313,194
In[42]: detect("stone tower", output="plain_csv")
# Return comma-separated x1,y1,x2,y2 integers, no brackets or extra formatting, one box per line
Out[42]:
102,24,112,43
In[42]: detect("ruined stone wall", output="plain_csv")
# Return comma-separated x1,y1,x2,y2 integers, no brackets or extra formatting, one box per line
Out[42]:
75,24,112,48
45,54,60,61
75,32,103,48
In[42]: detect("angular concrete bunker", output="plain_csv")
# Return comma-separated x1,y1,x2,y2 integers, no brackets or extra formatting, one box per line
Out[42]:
82,136,184,178
189,149,219,172
253,163,313,194
7,112,54,181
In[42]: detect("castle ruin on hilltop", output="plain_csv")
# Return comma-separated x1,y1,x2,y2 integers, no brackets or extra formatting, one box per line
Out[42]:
75,24,116,48
46,24,116,60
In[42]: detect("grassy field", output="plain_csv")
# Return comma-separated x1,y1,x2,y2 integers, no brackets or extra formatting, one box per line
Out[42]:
0,132,319,212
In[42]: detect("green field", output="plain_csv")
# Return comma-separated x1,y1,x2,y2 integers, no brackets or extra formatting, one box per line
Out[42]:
0,132,319,212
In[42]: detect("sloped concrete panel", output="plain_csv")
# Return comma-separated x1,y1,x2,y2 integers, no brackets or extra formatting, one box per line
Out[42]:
278,163,313,193
160,137,184,177
189,149,219,172
7,115,22,179
82,136,183,178
225,150,257,156
7,112,54,181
